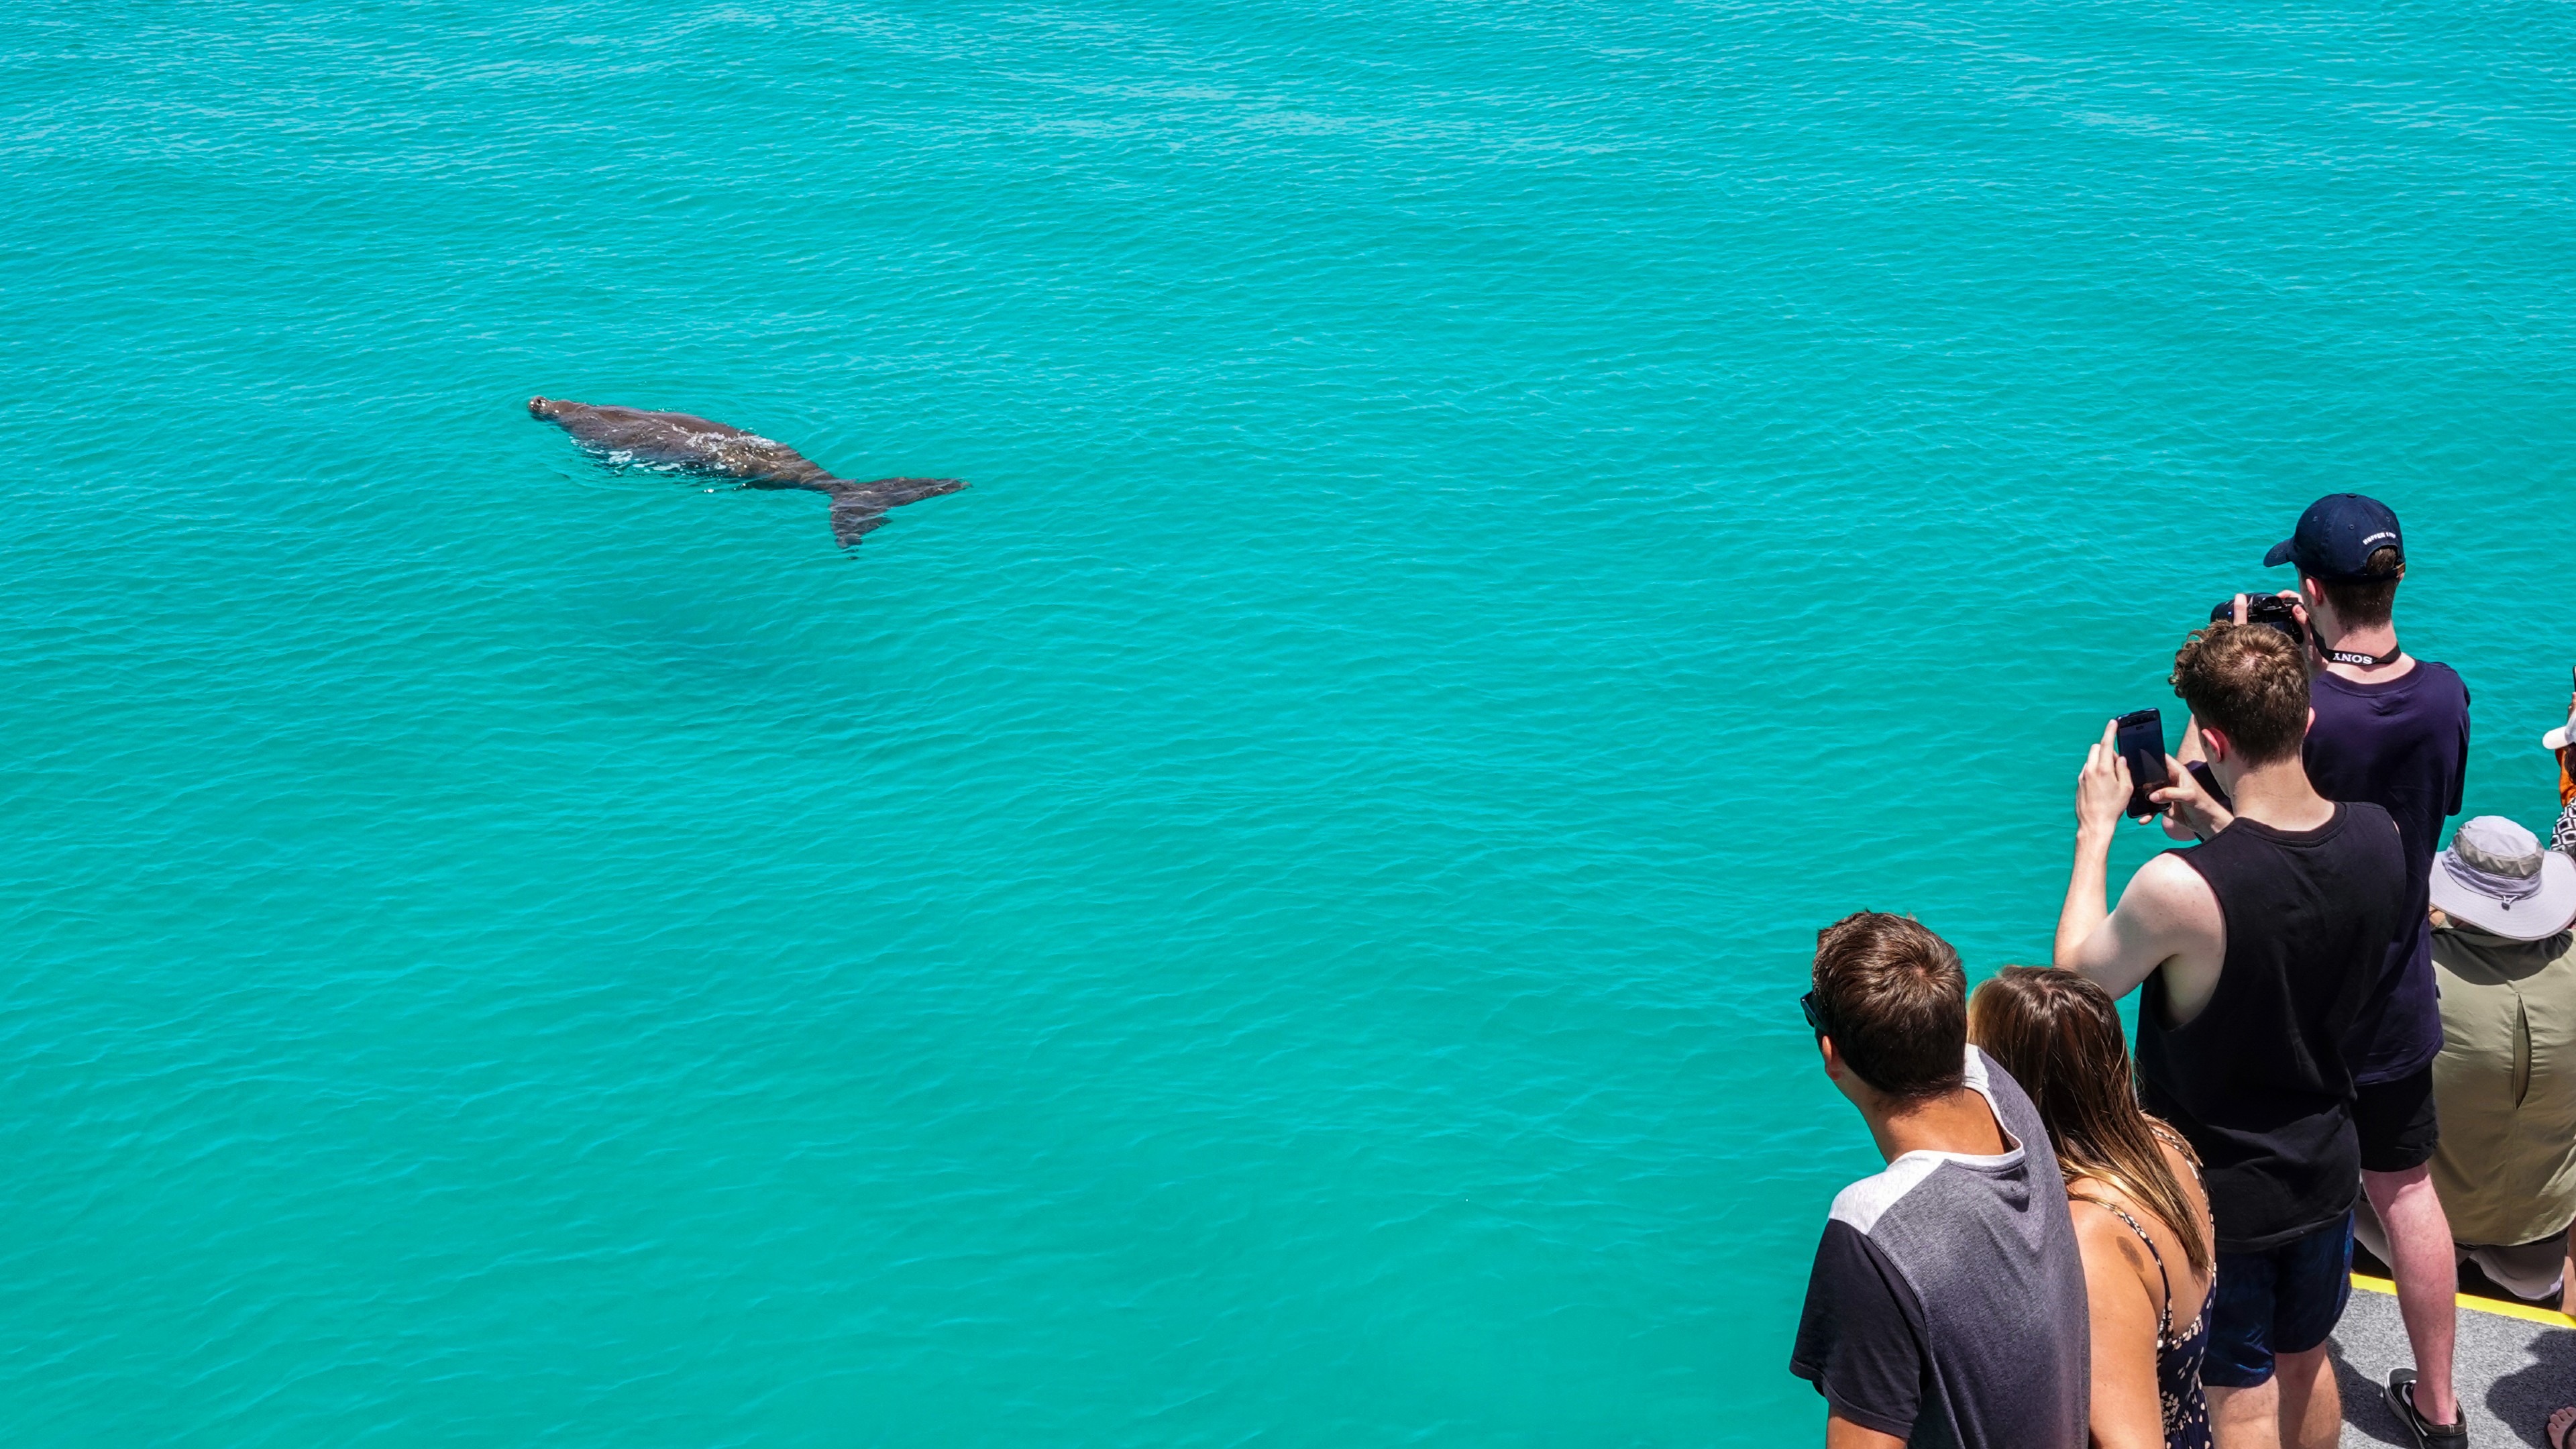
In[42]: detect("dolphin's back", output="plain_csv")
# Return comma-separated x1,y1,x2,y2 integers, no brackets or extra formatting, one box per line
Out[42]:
528,396,965,549
543,402,826,484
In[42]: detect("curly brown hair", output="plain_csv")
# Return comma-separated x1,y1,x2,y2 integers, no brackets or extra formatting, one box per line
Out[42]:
2171,621,2310,765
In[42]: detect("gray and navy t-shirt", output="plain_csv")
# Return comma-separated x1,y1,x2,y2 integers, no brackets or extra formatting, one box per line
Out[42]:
1789,1047,2088,1449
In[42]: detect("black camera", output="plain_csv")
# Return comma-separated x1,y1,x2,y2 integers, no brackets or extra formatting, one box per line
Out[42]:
2210,593,2306,647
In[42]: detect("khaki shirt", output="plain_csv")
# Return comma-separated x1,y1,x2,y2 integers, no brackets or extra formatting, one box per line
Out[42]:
2429,924,2576,1246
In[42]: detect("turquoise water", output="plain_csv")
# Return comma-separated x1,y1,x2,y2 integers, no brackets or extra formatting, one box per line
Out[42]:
7,0,2574,1441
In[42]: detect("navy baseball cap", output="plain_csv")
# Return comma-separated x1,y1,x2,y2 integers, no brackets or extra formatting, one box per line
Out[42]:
2265,494,2404,582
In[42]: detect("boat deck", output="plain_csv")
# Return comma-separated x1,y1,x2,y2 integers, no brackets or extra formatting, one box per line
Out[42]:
2332,1277,2575,1446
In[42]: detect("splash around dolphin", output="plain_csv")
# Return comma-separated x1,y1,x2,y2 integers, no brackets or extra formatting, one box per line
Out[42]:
529,398,966,549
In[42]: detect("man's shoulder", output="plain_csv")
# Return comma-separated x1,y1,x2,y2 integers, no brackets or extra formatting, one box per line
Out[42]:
2430,929,2522,989
2137,845,2211,882
1829,1158,2048,1257
2410,659,2472,714
2311,657,2470,719
1828,1052,2045,1237
2334,800,2408,861
2127,848,2222,917
1827,1154,1951,1238
2438,926,2576,979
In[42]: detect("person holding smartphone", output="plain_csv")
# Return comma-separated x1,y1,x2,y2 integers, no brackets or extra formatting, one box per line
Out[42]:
2057,621,2407,1449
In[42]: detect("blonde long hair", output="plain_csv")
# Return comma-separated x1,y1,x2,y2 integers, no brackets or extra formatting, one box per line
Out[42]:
1969,967,2211,1279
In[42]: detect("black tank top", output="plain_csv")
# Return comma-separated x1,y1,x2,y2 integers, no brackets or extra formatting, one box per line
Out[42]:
2136,802,2406,1252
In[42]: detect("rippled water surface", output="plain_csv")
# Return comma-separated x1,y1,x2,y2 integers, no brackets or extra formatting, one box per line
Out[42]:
6,0,2573,1442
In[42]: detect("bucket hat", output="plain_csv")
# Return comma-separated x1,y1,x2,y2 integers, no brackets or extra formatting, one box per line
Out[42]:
2430,816,2576,941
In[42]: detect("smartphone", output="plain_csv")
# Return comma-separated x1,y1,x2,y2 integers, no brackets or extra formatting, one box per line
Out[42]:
2114,708,2170,820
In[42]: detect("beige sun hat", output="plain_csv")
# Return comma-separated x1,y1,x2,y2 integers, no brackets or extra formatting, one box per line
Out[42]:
2430,816,2576,941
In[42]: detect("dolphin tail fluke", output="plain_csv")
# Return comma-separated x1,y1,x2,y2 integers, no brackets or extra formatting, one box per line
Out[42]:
822,477,967,549
828,498,890,547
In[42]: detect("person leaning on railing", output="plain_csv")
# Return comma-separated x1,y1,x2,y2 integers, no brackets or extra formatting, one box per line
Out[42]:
2055,620,2407,1449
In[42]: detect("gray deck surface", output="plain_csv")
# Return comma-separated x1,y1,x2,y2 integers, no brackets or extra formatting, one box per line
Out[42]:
2331,1285,2573,1447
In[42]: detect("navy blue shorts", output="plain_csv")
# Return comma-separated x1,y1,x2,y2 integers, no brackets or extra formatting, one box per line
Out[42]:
2204,1213,2354,1389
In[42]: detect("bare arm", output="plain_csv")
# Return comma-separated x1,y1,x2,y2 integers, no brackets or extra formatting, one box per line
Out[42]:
2057,812,2118,973
1827,1413,1906,1449
2061,857,2213,1001
2055,719,2135,975
2056,722,2226,1006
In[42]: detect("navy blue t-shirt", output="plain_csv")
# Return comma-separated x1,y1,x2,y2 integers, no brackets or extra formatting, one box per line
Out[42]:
2302,660,2470,1083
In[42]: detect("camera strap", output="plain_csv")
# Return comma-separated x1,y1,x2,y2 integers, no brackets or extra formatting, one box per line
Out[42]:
2323,642,2403,667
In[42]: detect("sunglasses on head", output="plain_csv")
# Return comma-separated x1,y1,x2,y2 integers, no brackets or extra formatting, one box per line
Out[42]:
1800,989,1829,1037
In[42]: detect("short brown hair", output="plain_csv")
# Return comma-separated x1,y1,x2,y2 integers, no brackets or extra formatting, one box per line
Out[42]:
2310,545,2404,628
1812,912,1966,1100
2171,622,2310,765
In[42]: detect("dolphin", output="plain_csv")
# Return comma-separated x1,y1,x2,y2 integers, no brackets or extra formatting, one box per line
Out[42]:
529,397,966,549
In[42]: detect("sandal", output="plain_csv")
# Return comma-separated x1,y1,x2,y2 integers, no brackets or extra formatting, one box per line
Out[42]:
2549,1406,2576,1449
2384,1370,2469,1448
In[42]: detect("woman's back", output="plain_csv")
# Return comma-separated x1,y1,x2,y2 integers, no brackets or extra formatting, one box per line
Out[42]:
1966,967,2218,1449
2070,1131,2214,1449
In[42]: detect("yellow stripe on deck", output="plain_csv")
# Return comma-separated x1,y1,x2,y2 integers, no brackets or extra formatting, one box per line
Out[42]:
2350,1271,2576,1331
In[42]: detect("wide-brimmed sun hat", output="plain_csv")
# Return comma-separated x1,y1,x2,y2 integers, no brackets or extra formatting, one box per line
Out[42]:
2431,816,2576,941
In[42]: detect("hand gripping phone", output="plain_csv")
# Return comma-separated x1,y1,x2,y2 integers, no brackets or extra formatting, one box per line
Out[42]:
2114,708,2171,820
